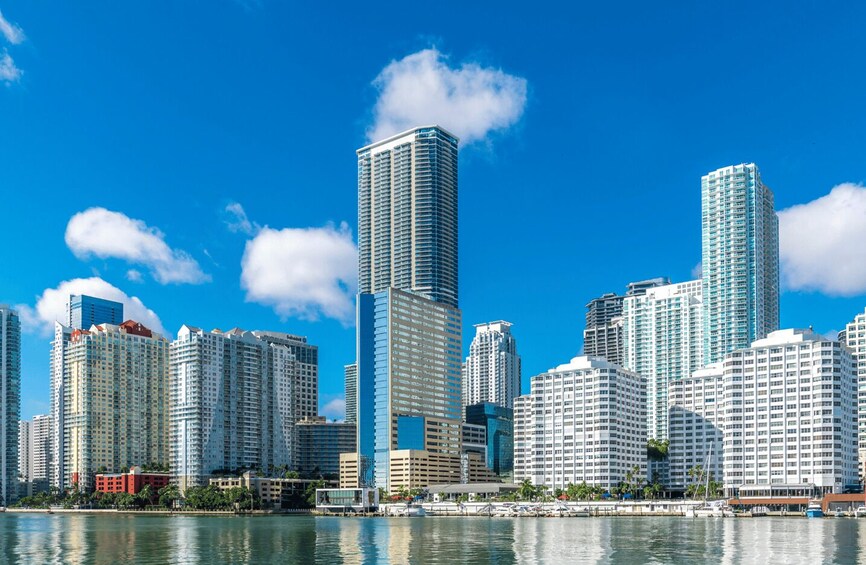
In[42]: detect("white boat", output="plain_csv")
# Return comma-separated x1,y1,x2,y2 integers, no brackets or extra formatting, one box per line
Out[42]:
749,506,769,517
854,506,866,518
388,504,426,517
693,500,734,518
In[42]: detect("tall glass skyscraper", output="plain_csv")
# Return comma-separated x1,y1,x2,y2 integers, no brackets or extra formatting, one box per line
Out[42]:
357,126,459,308
67,294,124,330
1,306,21,505
347,126,465,492
701,164,779,364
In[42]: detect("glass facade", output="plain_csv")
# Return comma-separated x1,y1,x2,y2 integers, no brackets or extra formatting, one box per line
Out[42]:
465,402,514,476
67,295,124,330
1,307,21,505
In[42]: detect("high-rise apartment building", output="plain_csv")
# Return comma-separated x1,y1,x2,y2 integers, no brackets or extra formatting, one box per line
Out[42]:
462,321,521,410
253,331,318,420
67,295,124,330
30,414,51,492
583,279,670,366
357,126,459,308
1,306,21,505
701,163,779,364
295,416,356,478
346,126,465,493
58,321,169,491
668,364,724,491
344,363,357,424
722,329,858,497
622,280,703,440
513,356,647,492
170,326,301,491
839,308,866,469
17,420,30,498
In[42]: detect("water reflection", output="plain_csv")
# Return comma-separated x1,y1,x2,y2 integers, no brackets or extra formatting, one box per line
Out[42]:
1,513,865,563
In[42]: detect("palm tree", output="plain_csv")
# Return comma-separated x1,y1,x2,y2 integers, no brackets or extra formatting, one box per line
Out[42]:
518,478,536,501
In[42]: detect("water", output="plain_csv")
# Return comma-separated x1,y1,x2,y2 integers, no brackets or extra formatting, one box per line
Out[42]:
1,514,864,564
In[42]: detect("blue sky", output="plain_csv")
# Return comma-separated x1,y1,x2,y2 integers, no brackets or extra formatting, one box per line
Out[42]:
2,1,866,421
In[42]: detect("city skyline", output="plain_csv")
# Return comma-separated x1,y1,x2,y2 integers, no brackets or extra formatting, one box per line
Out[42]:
3,2,866,424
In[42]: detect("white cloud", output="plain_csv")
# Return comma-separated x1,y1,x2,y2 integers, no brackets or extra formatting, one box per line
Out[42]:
691,262,702,279
17,277,166,337
65,207,210,285
0,49,21,83
241,223,357,324
779,183,866,296
320,397,346,421
224,202,259,235
368,48,527,145
126,269,143,283
0,9,25,45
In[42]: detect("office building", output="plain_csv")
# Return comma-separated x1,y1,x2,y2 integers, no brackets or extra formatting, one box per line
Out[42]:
1,306,20,505
60,321,169,491
67,294,123,330
344,363,357,424
170,326,302,491
347,288,463,492
622,280,703,440
295,416,356,478
513,356,646,492
722,329,858,497
462,321,521,410
465,402,514,478
701,163,779,364
668,364,724,491
357,125,459,308
840,308,866,468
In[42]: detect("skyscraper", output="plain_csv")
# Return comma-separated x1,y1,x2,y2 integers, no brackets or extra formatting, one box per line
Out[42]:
357,126,459,308
462,321,521,410
344,363,357,424
253,331,318,421
60,321,169,491
18,420,30,498
701,163,779,364
346,125,464,492
67,295,124,330
840,308,866,468
622,280,703,440
1,305,20,505
170,326,300,491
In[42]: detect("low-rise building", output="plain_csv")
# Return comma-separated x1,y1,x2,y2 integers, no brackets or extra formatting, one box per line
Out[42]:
209,473,336,509
295,416,356,478
95,465,171,497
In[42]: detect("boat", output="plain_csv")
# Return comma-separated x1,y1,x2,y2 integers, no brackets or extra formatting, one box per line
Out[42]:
388,504,426,517
834,509,845,518
749,506,769,517
855,506,866,518
805,501,824,518
694,500,734,518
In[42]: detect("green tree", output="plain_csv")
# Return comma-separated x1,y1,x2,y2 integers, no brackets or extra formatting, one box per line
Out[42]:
517,479,536,501
158,484,181,509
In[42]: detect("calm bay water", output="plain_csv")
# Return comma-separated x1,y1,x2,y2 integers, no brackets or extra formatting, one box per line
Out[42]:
1,513,864,564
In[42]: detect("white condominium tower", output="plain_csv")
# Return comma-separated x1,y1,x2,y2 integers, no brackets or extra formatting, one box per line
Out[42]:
701,163,779,364
170,326,299,491
357,126,459,308
722,329,858,497
622,280,703,440
60,321,170,491
463,321,521,410
1,306,20,505
840,308,866,466
513,356,647,492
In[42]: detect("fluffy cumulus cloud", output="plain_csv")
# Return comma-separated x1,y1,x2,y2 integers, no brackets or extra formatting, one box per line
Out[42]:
779,183,866,296
0,8,25,45
320,397,346,421
65,207,210,285
241,223,357,324
17,277,166,336
368,48,527,145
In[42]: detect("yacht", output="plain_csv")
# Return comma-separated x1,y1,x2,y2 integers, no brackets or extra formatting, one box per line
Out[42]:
854,506,866,518
805,501,824,518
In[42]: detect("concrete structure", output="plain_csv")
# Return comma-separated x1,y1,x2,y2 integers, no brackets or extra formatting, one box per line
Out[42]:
59,321,170,491
30,414,51,492
357,125,459,308
622,280,703,440
513,356,647,492
170,326,303,491
49,322,72,489
17,420,30,498
253,331,318,420
95,465,171,499
722,329,858,497
840,308,866,468
210,473,337,509
465,402,514,478
316,487,379,512
295,416,356,478
462,321,521,410
701,163,779,364
344,363,357,424
1,306,20,506
668,363,725,491
67,295,123,330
